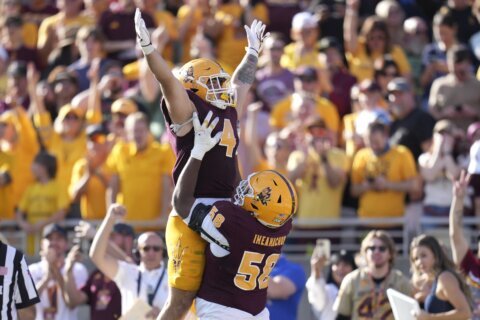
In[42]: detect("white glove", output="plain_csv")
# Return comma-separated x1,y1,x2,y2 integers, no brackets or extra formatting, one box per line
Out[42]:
244,19,270,57
134,8,154,55
191,111,222,160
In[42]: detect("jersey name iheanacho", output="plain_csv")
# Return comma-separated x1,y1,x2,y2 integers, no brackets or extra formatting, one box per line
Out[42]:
252,235,286,247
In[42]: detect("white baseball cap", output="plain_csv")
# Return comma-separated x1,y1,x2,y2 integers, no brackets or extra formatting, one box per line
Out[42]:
292,12,317,30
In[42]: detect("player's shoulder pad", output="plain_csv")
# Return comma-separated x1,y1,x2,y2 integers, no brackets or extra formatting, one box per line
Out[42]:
188,203,213,233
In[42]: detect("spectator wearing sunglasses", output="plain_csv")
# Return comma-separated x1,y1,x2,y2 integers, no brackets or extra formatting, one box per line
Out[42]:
91,204,168,319
108,97,138,144
69,124,111,220
334,230,412,319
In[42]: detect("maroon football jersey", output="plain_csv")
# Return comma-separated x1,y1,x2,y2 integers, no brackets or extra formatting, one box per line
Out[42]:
197,201,292,315
162,90,239,198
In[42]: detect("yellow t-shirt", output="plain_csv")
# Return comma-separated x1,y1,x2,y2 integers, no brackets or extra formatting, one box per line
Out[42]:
281,42,322,71
252,159,287,176
18,180,70,222
342,112,359,158
154,10,178,63
69,159,110,220
177,5,204,63
288,148,349,220
346,42,411,82
0,151,13,219
1,108,39,209
351,145,417,218
22,22,39,49
270,95,340,132
215,4,268,71
106,140,175,221
37,13,94,49
253,158,272,173
18,180,70,255
34,113,87,199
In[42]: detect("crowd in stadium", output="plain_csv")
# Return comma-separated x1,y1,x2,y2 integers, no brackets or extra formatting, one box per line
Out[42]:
1,0,480,319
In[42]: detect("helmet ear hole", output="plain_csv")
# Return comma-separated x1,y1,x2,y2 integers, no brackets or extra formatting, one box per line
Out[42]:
245,170,298,228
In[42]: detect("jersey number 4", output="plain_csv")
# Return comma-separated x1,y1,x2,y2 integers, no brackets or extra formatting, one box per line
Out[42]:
234,251,280,291
219,119,237,158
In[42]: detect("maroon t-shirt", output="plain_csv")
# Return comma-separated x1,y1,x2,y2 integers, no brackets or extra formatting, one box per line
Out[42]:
7,46,41,70
162,90,239,198
460,249,480,306
99,10,156,42
197,201,292,315
81,269,122,320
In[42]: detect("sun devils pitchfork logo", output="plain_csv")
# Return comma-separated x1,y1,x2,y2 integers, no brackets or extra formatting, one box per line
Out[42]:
184,66,194,84
256,187,272,205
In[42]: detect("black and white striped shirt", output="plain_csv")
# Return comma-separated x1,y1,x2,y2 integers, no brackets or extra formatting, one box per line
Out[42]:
0,241,40,319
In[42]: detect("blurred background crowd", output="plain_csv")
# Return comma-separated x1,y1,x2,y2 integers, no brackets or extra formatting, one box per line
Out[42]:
2,0,480,319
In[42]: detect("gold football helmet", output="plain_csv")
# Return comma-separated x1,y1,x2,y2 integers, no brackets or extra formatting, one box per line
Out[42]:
234,170,298,228
176,58,236,109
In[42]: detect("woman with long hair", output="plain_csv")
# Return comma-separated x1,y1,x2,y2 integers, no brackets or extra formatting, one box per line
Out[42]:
410,234,472,319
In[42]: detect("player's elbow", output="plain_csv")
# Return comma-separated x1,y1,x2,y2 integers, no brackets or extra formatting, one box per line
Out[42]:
172,192,192,219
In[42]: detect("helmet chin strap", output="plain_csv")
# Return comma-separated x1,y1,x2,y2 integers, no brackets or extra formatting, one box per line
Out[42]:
170,117,193,134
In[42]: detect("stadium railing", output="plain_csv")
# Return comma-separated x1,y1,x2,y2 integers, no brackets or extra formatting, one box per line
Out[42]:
2,216,478,259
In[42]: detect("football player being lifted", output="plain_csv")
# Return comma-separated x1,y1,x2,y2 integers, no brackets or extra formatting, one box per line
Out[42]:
134,8,269,320
173,111,297,319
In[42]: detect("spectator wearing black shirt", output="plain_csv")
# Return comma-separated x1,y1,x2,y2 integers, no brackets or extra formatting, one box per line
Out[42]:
388,77,436,160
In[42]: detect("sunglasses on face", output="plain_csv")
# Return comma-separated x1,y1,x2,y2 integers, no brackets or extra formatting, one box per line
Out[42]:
141,245,162,252
366,245,387,253
269,46,284,51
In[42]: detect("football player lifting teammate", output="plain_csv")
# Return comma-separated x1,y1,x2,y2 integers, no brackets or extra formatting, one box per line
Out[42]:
134,8,269,319
172,111,297,319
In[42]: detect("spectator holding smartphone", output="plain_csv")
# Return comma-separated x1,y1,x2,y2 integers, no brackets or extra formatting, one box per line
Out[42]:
306,249,356,320
28,224,88,320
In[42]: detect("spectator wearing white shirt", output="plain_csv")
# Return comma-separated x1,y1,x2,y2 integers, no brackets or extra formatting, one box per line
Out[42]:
90,204,168,319
306,251,356,320
29,224,88,320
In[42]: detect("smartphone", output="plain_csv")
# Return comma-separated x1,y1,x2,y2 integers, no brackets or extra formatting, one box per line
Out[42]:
314,239,331,260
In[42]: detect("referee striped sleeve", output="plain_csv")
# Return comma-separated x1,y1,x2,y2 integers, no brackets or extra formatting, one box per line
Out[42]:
0,242,40,320
14,253,40,309
0,242,7,318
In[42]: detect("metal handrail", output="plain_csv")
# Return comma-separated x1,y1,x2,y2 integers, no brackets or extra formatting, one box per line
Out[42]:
1,216,479,258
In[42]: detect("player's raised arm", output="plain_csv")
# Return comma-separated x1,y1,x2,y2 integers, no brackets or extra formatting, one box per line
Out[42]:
172,111,221,216
231,19,269,114
172,112,230,254
134,8,194,124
